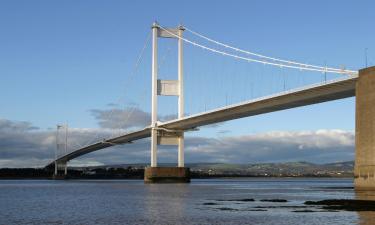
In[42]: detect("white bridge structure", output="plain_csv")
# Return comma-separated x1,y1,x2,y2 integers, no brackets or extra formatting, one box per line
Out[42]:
47,23,375,189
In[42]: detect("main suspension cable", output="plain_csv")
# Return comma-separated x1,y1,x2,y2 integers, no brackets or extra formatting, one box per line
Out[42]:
184,26,349,73
158,25,357,75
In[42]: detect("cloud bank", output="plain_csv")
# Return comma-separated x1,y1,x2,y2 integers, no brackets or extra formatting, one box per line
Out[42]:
0,116,354,168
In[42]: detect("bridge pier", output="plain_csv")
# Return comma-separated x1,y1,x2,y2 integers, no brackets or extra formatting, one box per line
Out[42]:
144,167,190,183
52,160,68,179
355,66,375,190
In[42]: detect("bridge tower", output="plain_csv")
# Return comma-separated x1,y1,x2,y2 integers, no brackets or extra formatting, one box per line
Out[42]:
355,66,375,190
53,124,68,179
144,22,190,183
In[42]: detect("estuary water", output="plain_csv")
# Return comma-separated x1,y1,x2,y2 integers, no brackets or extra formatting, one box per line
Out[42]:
0,178,374,225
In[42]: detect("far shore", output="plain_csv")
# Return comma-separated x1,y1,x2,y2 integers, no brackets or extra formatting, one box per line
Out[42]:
0,170,353,180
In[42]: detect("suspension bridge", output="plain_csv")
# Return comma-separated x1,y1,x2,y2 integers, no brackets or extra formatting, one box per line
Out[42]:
46,22,375,189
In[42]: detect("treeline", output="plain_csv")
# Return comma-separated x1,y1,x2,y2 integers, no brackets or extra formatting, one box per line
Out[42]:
0,168,238,179
0,168,50,179
0,167,145,179
74,167,144,179
0,167,352,179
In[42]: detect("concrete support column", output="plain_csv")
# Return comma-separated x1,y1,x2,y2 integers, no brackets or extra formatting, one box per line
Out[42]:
355,66,375,190
151,128,158,167
178,134,184,167
54,161,58,176
178,25,185,168
151,22,159,167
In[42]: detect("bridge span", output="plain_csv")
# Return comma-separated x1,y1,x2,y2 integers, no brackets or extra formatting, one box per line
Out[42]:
46,75,357,168
48,22,375,189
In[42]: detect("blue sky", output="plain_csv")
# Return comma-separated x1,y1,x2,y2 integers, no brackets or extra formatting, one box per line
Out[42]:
0,0,374,167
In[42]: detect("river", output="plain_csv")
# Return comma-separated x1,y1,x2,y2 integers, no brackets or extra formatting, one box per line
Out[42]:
0,178,374,225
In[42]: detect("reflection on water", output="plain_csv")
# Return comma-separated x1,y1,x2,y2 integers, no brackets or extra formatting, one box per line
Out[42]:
356,190,375,225
144,184,189,224
1,178,375,224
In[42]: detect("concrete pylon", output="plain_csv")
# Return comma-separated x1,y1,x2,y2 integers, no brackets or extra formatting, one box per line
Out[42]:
355,66,375,190
144,22,190,183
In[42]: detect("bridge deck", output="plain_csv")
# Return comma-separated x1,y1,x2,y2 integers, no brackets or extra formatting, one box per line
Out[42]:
46,76,357,168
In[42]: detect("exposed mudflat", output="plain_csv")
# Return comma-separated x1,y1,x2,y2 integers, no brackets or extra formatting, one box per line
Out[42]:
305,199,375,211
213,198,255,202
203,202,219,205
260,199,288,202
203,197,375,213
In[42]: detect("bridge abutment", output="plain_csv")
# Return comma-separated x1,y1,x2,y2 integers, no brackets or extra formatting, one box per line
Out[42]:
355,66,375,190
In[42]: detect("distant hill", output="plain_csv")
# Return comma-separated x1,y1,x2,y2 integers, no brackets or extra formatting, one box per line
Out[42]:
80,161,354,177
0,161,354,179
187,161,354,177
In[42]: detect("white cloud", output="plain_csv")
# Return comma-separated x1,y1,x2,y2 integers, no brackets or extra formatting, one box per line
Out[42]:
0,117,355,168
182,130,354,164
